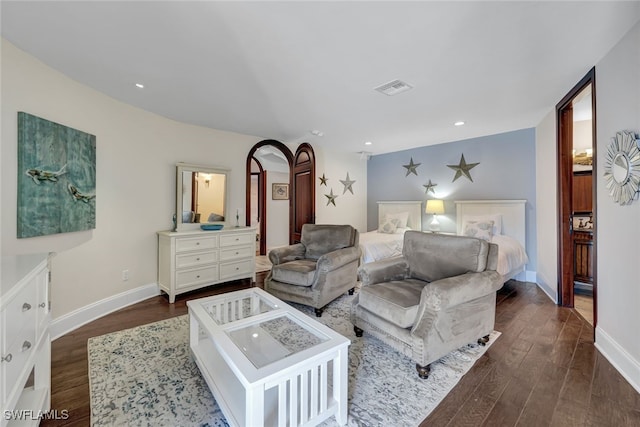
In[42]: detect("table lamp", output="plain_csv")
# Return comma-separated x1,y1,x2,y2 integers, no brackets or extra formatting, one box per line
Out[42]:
425,199,445,232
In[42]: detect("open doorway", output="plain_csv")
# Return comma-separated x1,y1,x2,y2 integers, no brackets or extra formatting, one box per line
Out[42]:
556,68,597,328
246,140,293,255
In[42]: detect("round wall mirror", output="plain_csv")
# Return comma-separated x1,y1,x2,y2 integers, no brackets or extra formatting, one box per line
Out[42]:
612,152,630,184
604,130,640,205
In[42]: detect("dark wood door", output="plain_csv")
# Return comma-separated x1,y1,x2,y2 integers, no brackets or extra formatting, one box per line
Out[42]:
572,171,593,213
292,143,315,243
556,68,597,330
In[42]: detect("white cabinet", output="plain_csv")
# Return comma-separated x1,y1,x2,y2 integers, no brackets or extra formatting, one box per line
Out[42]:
158,228,256,303
1,254,51,427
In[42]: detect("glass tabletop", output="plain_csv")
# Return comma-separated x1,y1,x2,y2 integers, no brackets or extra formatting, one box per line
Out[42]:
204,290,279,325
227,313,330,368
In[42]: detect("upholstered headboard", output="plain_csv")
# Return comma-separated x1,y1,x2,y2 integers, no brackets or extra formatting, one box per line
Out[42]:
377,201,423,231
454,200,526,249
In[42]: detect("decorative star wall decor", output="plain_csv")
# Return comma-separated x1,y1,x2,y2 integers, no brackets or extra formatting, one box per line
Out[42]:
319,173,328,186
403,157,421,176
340,172,356,194
423,179,438,194
447,154,480,182
325,188,338,206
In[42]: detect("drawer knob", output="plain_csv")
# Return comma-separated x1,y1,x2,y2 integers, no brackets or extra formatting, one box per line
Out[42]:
196,275,200,279
22,341,32,352
236,267,239,270
196,242,200,245
235,238,239,241
39,302,46,308
1,354,12,363
235,252,239,255
196,258,200,261
22,302,32,311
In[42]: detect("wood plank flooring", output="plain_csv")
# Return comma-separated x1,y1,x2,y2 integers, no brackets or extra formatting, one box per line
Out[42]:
41,278,639,426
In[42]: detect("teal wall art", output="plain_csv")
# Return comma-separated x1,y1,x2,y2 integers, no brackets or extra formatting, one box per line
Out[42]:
17,112,96,238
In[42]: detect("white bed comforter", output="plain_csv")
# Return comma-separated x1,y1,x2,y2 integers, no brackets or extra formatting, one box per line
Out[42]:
359,229,406,264
359,230,528,278
491,234,529,277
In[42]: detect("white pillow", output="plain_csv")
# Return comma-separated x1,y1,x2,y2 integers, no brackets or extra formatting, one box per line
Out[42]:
462,214,502,235
463,220,494,242
378,217,400,234
383,211,410,229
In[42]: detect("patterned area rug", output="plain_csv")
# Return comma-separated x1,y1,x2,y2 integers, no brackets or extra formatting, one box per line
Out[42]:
88,290,499,426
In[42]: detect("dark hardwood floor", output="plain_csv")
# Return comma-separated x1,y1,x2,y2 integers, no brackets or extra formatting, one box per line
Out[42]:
41,277,639,426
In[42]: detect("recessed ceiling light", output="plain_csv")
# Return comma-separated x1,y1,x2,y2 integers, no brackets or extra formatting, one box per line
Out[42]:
364,141,372,146
454,121,465,126
135,83,144,89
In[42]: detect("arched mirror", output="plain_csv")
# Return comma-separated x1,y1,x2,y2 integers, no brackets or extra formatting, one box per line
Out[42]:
175,162,229,231
604,130,640,205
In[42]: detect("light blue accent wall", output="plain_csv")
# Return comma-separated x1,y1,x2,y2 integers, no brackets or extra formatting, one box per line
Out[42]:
367,128,537,270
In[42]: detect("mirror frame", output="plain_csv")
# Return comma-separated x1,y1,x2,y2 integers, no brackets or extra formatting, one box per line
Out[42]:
175,162,230,231
604,131,640,205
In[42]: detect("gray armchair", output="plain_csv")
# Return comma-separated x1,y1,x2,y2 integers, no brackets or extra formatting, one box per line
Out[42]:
351,231,503,378
265,224,361,317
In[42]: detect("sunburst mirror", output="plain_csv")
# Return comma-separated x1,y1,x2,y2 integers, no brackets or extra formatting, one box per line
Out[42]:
604,130,640,205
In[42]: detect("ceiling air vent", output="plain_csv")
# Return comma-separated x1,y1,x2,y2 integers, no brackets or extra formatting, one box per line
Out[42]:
374,79,413,96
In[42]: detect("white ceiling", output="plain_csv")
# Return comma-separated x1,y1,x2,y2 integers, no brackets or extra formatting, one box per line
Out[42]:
2,1,639,155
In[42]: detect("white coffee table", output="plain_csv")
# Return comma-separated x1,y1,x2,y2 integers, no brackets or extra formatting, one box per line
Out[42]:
187,288,350,426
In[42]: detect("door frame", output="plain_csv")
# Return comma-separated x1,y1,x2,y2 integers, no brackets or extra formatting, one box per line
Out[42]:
556,67,597,328
292,143,316,243
246,140,294,255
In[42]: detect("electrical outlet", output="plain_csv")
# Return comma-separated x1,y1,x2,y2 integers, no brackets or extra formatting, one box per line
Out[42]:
122,269,129,281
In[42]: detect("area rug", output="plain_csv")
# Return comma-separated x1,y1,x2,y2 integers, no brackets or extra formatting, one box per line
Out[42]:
88,290,499,426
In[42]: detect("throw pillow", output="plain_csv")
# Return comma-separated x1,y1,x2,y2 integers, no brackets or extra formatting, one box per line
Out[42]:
378,217,400,234
463,220,494,241
462,214,502,235
383,211,410,229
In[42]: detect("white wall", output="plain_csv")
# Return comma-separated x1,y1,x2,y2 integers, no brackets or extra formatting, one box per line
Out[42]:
535,110,559,302
1,39,367,331
535,21,640,392
266,170,289,250
1,39,261,320
314,148,367,233
592,22,640,392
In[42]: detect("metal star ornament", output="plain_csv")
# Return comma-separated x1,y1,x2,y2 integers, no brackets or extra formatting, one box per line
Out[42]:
403,157,421,176
325,188,338,206
423,179,438,194
447,154,480,182
339,172,356,194
319,173,328,186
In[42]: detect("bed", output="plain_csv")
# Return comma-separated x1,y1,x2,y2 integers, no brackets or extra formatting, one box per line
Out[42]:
359,201,422,264
454,200,529,282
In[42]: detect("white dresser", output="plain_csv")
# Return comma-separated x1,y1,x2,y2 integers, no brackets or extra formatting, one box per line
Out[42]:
157,227,256,303
1,254,51,427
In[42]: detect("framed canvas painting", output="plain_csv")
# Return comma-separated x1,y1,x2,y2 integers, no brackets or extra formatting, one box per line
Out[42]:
17,112,96,238
272,183,289,200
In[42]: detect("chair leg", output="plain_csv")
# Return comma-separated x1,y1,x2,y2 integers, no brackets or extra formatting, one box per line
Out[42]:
348,287,355,295
477,334,490,346
354,326,363,337
416,363,431,379
315,308,323,317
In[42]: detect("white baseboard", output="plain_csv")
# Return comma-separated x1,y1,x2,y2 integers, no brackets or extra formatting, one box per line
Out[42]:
525,270,536,283
595,326,640,394
50,283,160,340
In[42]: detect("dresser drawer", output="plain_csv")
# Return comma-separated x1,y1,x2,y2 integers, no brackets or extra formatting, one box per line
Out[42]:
176,266,218,290
1,328,37,403
220,259,254,280
176,236,218,253
219,246,253,261
2,279,38,351
220,233,253,247
176,250,218,269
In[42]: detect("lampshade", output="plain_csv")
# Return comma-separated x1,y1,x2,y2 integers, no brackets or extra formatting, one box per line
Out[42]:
425,199,445,215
